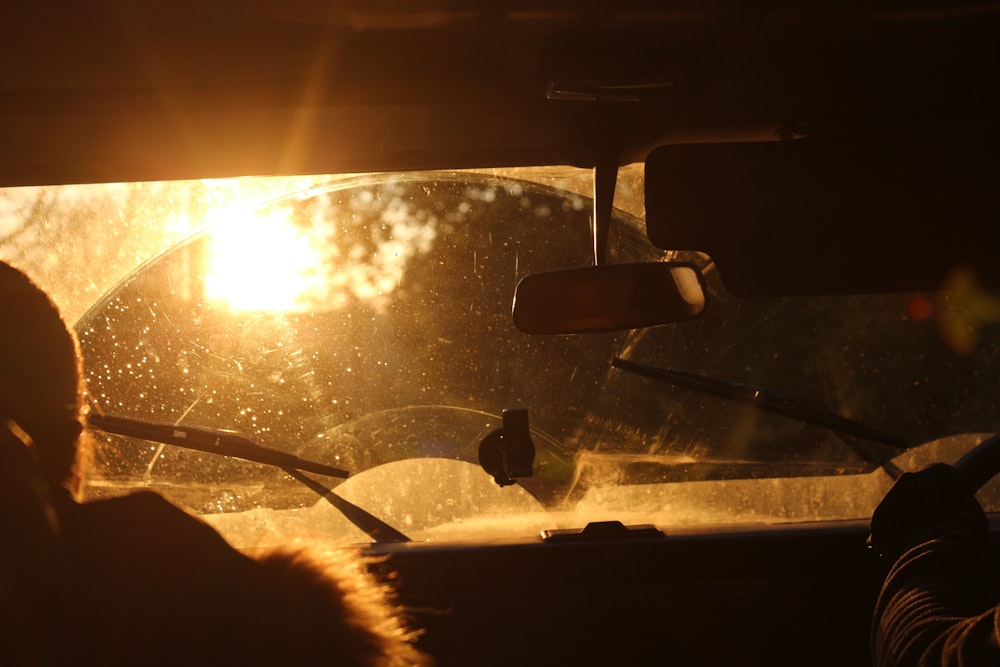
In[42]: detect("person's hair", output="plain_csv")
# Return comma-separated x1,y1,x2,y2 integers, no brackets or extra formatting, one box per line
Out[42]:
250,549,429,666
0,261,430,666
0,262,87,497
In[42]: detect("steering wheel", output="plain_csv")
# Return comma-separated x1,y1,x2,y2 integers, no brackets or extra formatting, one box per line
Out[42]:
952,431,1000,493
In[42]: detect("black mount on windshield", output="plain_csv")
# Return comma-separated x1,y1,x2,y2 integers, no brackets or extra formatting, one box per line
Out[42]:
478,407,536,487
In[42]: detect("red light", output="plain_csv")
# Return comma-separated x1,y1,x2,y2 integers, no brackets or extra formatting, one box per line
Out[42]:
907,296,933,320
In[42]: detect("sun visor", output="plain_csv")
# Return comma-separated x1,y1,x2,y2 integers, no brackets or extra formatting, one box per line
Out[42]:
644,124,1000,296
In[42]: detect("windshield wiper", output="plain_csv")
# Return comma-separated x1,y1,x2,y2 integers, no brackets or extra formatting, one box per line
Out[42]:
612,357,908,451
282,468,409,543
88,413,350,478
87,413,410,543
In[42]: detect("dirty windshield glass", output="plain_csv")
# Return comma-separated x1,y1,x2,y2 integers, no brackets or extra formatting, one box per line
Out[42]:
3,168,1000,548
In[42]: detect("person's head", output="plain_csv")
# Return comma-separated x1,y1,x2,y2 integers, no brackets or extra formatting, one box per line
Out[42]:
0,262,86,498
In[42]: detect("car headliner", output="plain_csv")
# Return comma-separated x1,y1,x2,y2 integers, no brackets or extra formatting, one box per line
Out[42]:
2,1,998,293
1,1,996,181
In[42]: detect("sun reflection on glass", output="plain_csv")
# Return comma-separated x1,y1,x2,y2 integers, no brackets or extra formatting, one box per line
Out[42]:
204,204,327,313
198,180,441,315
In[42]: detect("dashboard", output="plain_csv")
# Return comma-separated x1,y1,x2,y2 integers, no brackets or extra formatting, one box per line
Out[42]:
367,519,901,666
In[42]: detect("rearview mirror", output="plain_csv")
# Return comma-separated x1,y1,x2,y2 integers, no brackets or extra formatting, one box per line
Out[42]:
512,262,706,334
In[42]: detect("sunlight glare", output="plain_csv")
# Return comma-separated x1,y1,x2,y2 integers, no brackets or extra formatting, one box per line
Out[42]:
204,204,327,312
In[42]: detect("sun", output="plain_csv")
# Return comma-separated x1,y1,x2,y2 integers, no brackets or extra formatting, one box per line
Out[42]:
203,203,327,313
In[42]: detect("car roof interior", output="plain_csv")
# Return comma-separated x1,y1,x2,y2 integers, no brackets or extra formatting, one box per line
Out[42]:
5,1,998,298
1,1,995,179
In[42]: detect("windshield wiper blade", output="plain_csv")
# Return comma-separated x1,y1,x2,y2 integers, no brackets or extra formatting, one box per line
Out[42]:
612,357,908,450
283,468,410,543
88,414,411,543
88,413,350,478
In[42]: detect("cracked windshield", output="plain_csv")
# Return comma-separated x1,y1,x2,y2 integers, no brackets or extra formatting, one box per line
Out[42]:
3,167,999,549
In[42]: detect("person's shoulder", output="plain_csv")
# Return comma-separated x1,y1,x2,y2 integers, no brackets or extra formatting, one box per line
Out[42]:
79,489,202,524
67,490,246,560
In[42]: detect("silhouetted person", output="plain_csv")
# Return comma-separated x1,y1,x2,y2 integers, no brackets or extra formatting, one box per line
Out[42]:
0,260,427,666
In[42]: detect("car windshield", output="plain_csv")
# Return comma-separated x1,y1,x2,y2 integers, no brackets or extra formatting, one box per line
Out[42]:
3,166,999,550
